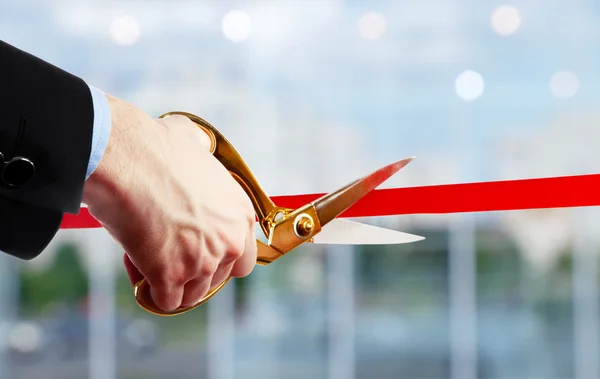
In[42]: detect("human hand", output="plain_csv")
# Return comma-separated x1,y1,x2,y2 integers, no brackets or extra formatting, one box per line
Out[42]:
82,94,257,311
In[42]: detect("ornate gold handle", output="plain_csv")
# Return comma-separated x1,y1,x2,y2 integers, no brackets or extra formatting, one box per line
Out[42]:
133,277,233,316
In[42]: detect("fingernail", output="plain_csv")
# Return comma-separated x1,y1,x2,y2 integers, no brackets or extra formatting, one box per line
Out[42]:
198,130,212,150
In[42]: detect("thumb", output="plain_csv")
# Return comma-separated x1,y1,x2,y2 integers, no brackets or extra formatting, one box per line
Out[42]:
195,125,213,151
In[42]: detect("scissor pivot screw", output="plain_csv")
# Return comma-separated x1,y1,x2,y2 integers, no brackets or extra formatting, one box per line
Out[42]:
294,214,314,238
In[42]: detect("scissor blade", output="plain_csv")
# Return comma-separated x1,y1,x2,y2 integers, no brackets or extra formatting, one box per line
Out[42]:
313,157,415,227
312,219,424,245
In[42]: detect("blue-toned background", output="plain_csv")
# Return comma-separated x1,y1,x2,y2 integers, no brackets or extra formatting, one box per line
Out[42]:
1,1,599,378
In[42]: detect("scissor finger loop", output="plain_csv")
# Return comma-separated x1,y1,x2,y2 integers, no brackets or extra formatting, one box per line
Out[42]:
134,277,232,316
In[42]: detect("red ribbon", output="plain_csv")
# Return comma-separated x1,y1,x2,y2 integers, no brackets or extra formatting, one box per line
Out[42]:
60,173,600,229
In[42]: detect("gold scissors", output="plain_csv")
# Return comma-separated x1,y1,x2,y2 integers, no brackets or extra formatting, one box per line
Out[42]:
133,111,415,316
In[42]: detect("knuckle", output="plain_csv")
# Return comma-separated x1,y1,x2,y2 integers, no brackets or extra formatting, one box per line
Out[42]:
199,258,218,276
179,229,201,255
230,236,246,260
228,248,244,262
156,267,187,289
225,232,248,262
177,227,206,273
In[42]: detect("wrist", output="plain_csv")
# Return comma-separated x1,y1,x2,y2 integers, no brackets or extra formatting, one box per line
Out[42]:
85,85,112,180
82,94,138,209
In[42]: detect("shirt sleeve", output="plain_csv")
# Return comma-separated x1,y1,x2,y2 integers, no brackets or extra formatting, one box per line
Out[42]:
85,85,112,180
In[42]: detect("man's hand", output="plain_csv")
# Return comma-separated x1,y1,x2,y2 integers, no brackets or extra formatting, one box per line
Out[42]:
82,94,257,311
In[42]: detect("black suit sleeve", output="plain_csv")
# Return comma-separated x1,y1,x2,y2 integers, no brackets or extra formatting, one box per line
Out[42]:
0,40,94,260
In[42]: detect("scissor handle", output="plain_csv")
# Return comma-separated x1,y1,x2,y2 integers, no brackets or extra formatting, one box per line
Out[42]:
133,112,286,316
134,276,233,316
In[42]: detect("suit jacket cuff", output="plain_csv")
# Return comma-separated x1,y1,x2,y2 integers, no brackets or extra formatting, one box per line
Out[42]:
86,85,112,180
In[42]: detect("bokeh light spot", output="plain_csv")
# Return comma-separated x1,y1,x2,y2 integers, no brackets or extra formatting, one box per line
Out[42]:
110,15,141,45
455,70,485,102
358,12,387,40
491,6,521,36
222,10,251,43
550,71,580,99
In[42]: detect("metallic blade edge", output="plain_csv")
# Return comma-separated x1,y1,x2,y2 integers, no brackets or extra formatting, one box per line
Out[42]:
313,157,415,226
311,218,424,245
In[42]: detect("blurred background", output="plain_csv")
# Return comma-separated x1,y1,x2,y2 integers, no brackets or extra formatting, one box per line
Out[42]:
1,0,600,378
